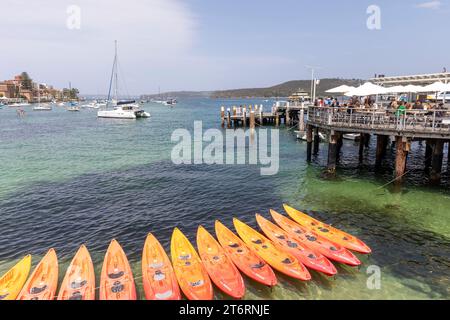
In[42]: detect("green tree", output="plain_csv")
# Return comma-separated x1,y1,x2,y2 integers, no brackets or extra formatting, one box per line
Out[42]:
20,72,33,90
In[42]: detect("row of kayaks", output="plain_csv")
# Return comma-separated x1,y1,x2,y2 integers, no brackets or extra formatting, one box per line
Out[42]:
0,205,371,300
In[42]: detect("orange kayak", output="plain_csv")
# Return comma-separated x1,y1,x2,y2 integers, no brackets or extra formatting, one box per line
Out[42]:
215,221,277,287
256,214,337,276
271,209,361,266
17,249,58,300
233,218,311,281
197,226,245,299
142,233,181,300
100,239,136,300
57,245,95,300
284,204,371,254
170,228,213,300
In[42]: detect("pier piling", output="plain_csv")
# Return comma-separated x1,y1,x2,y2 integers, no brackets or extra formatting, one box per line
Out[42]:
425,140,433,168
227,109,231,129
286,106,291,126
313,128,320,155
359,134,365,162
430,140,444,184
376,135,389,166
306,125,313,163
221,106,225,128
327,131,338,174
336,132,343,158
395,136,409,183
298,109,305,132
250,110,255,130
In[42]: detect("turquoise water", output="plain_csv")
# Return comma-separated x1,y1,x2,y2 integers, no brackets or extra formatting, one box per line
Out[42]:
0,98,449,300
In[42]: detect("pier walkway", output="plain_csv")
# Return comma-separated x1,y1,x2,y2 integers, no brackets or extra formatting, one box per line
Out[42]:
219,104,450,185
306,106,450,185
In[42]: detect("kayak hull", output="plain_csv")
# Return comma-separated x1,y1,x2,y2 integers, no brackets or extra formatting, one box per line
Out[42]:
142,233,181,300
0,255,31,300
17,249,58,300
171,228,213,300
215,221,277,287
256,214,337,276
197,226,245,299
271,209,361,266
58,245,95,300
284,204,372,254
100,239,136,300
233,218,311,281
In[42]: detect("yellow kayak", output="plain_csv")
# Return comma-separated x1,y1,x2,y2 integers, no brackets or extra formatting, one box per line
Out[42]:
233,218,311,281
284,204,371,254
0,255,31,300
171,228,213,300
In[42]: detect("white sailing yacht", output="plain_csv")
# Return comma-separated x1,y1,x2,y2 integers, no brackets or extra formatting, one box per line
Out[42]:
33,83,52,111
97,41,150,119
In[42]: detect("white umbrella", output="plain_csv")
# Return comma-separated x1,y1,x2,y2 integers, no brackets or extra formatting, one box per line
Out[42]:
383,85,407,94
326,85,355,94
345,82,387,96
403,84,425,93
420,81,449,92
0,96,9,100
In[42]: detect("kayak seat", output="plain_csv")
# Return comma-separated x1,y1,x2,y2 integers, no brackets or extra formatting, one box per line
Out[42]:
251,262,266,269
295,229,303,234
0,293,9,300
69,291,83,300
308,254,315,259
185,261,191,266
179,254,191,260
281,258,292,264
306,235,317,242
276,235,286,240
229,243,240,248
190,280,204,287
330,246,337,251
262,245,268,249
70,279,87,289
237,249,244,253
213,255,220,261
111,281,124,293
343,237,349,240
108,271,124,279
30,285,48,294
153,270,166,281
287,241,298,248
252,239,263,245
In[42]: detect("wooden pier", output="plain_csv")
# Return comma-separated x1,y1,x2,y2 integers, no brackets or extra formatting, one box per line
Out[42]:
220,104,308,130
219,104,450,185
306,106,450,185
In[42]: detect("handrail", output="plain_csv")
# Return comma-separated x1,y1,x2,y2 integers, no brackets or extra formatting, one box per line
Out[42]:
306,106,450,134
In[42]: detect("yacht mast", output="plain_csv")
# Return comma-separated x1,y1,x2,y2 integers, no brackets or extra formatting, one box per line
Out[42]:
114,40,118,101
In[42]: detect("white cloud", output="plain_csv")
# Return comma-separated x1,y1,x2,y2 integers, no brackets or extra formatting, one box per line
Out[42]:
415,1,442,9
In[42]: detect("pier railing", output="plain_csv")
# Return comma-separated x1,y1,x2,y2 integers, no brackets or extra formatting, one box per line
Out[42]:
307,106,450,136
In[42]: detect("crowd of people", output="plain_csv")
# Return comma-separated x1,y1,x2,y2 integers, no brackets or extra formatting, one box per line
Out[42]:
313,96,446,115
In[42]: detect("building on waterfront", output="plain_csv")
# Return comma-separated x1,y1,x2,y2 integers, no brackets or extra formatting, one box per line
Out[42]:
0,73,65,102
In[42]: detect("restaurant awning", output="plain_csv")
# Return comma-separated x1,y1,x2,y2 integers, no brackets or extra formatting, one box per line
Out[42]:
345,82,387,96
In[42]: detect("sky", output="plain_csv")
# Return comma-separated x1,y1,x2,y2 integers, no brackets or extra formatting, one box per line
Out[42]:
0,0,449,94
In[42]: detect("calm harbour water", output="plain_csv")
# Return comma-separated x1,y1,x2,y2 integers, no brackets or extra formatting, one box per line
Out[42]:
0,98,449,300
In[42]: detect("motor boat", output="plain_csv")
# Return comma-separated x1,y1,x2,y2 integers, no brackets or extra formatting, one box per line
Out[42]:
33,104,52,111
